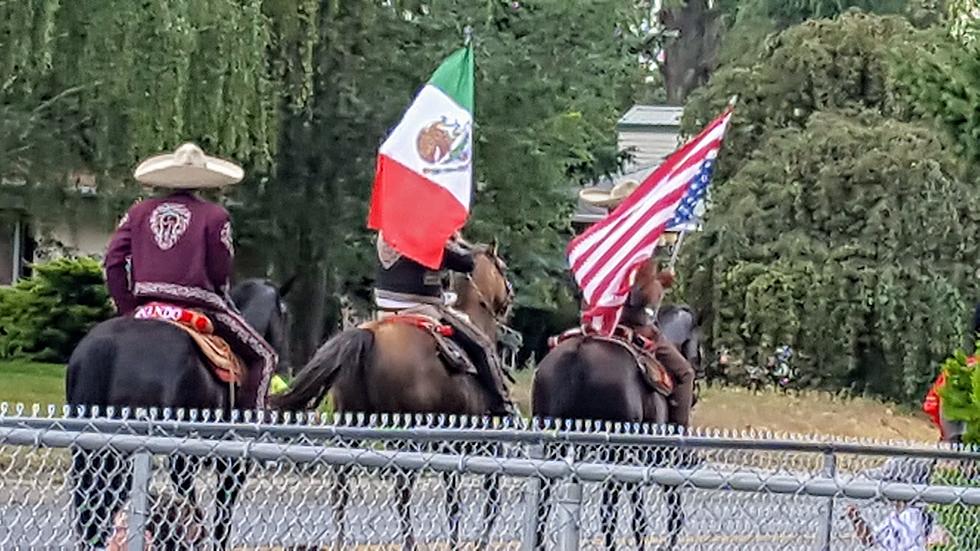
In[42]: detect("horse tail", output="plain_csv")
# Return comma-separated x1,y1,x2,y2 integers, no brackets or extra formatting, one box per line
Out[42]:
271,328,374,411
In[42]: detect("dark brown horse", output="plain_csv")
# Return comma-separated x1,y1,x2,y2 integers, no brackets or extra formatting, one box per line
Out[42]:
272,243,514,550
531,260,689,551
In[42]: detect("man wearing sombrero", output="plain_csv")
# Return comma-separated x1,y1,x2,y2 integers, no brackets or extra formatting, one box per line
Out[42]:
580,180,697,428
103,143,277,409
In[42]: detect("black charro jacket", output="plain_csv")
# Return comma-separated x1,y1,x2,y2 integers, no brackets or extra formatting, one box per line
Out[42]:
374,235,475,306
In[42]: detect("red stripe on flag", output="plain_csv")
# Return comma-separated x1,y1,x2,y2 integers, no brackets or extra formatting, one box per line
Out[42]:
368,155,468,269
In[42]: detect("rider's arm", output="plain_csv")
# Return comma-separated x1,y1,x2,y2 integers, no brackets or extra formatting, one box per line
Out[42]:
442,242,475,273
103,206,137,315
206,208,234,294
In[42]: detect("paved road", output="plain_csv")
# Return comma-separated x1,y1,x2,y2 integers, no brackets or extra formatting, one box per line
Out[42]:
0,460,879,550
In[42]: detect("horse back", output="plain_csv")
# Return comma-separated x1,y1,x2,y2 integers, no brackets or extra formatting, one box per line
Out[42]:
68,317,224,410
340,322,489,415
532,337,650,422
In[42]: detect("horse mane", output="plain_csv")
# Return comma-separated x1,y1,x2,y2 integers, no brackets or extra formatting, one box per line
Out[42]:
230,279,280,335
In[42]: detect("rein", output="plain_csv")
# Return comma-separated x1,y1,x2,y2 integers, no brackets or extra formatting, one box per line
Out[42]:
461,250,522,368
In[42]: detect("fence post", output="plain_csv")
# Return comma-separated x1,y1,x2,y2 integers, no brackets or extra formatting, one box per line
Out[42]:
557,476,583,551
816,450,837,551
127,451,153,551
521,443,545,551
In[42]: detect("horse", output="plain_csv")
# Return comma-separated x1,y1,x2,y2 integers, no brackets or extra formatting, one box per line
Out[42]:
272,243,514,550
531,261,695,551
66,278,292,550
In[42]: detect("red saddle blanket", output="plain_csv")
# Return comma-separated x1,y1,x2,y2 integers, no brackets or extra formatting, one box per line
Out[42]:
359,313,477,375
549,325,674,395
133,302,243,385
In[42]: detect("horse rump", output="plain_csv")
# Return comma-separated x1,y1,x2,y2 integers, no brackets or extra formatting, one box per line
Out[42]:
271,328,375,411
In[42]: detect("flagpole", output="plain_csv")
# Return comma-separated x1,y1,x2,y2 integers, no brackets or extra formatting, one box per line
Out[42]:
650,228,687,322
464,25,473,45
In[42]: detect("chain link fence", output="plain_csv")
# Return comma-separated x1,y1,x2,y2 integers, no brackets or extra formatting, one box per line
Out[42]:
0,403,978,550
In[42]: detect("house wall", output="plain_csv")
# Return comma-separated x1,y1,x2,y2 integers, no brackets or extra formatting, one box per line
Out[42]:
44,221,111,258
617,128,680,168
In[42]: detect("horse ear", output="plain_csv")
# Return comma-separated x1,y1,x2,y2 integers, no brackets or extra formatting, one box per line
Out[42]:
489,237,499,256
279,274,298,298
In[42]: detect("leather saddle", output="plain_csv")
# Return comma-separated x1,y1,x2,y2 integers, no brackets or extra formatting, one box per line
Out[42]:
550,325,674,396
360,313,478,376
133,302,244,385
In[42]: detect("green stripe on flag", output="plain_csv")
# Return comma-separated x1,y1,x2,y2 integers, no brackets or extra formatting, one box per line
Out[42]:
427,45,474,113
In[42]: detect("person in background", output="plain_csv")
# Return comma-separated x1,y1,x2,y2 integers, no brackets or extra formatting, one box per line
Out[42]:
846,458,938,550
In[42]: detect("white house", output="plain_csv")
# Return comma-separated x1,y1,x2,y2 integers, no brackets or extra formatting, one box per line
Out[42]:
0,174,115,285
572,104,685,226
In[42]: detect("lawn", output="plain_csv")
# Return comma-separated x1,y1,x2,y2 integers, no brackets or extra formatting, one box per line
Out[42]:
0,360,66,406
0,360,938,442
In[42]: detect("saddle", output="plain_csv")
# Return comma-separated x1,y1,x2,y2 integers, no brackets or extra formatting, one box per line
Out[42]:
359,313,478,376
549,325,674,396
133,302,244,385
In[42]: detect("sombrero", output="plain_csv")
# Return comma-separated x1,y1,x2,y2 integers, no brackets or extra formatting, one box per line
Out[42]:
579,180,640,209
134,143,244,189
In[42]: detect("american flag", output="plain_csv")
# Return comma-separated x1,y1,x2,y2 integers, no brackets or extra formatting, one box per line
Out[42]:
568,105,733,334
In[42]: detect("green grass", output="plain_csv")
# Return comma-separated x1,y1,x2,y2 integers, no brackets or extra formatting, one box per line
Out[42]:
0,360,65,406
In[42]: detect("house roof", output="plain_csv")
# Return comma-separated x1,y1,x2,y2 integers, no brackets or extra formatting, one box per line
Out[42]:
617,105,684,128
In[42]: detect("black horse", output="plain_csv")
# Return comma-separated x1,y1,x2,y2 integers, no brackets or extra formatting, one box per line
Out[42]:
66,278,291,550
532,297,704,551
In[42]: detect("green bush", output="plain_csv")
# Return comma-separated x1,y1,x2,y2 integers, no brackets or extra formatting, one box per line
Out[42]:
938,342,980,445
0,257,113,362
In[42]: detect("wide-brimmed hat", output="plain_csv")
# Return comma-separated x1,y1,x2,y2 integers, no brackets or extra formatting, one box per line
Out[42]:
579,180,640,209
134,143,244,189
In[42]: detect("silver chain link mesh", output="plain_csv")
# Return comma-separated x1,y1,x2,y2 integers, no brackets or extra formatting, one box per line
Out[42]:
0,403,977,549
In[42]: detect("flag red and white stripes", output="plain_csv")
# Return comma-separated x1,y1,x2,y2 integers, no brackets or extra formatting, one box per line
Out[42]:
568,106,734,334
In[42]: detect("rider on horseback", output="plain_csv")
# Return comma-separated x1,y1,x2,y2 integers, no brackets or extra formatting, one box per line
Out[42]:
627,264,696,428
374,231,516,416
103,143,277,409
581,181,696,428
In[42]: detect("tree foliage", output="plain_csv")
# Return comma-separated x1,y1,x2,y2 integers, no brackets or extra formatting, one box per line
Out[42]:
678,13,979,402
892,4,980,164
683,13,918,180
231,0,646,356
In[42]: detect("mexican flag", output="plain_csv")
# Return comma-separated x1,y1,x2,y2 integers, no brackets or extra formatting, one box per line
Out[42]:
368,45,474,269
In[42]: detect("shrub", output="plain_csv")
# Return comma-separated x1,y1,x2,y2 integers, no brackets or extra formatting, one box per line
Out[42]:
0,257,112,362
938,341,980,445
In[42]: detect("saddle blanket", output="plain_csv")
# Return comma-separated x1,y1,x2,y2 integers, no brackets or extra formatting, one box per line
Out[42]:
549,325,674,395
133,302,243,385
360,312,478,376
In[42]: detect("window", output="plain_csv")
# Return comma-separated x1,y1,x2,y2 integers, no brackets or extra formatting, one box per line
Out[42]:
0,216,26,285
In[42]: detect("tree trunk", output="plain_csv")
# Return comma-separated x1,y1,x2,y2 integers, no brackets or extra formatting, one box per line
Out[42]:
660,0,722,105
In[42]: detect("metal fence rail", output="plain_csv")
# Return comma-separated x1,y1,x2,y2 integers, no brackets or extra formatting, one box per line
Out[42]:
0,405,977,550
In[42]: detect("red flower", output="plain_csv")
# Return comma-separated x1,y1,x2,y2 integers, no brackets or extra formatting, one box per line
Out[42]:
967,355,978,367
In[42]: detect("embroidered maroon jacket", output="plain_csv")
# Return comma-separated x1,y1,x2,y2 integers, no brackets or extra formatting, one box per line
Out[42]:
104,191,234,315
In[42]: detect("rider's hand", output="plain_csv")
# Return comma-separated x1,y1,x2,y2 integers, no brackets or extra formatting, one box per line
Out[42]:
658,270,676,288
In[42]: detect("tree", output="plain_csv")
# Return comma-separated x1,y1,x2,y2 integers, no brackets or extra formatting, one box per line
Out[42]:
683,13,917,181
233,0,647,359
687,111,977,401
677,14,979,402
892,1,980,164
0,0,316,217
657,0,724,104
